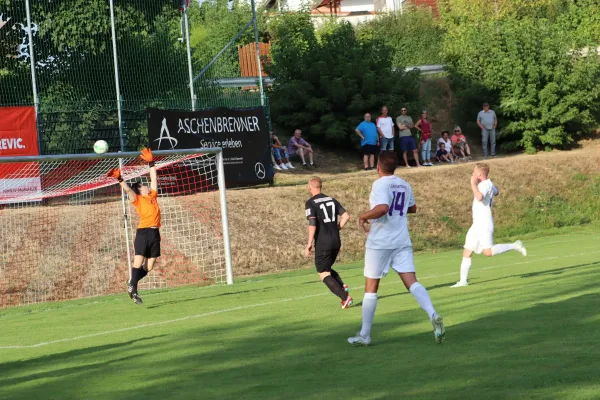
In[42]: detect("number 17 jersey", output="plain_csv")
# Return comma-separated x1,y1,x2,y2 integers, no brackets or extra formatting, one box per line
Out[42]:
366,175,415,250
305,193,346,250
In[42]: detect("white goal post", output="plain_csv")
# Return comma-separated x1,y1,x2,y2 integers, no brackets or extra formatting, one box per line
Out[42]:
0,148,233,308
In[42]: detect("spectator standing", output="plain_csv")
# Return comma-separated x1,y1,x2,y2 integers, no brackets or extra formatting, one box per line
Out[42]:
376,106,395,151
437,130,455,163
288,129,316,168
414,110,433,166
355,113,379,170
477,102,498,157
451,126,472,160
271,131,294,170
396,107,421,168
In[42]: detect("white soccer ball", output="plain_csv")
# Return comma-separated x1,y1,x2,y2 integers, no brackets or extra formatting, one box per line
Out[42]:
94,140,109,154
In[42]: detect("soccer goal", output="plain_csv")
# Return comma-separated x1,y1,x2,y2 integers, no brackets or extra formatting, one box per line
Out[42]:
0,148,232,308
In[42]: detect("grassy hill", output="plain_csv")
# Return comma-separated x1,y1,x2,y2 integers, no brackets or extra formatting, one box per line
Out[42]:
226,140,600,276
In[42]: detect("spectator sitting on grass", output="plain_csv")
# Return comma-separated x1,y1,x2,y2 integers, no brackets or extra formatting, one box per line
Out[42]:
437,130,455,163
288,129,316,168
355,112,379,171
271,131,294,170
451,126,472,161
436,142,453,163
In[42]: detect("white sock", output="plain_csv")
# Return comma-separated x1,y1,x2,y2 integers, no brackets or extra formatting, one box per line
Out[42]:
492,243,516,256
409,282,436,319
360,292,378,338
460,257,472,283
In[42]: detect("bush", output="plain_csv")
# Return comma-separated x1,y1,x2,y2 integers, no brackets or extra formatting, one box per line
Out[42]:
266,12,421,148
441,0,600,153
356,7,444,68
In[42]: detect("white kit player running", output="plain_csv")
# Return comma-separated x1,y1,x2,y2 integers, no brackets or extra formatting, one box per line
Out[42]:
451,163,527,288
348,151,445,346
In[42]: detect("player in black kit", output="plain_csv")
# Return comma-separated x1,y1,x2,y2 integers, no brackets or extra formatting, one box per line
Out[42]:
304,177,353,308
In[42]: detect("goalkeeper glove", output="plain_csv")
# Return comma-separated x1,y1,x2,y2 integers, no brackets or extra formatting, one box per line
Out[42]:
140,147,154,167
106,168,123,182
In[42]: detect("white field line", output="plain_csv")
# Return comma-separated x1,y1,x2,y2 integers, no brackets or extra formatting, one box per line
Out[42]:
2,234,598,320
1,248,599,350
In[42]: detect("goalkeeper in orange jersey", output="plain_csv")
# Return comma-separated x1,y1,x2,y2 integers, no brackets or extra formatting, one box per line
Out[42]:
107,148,160,305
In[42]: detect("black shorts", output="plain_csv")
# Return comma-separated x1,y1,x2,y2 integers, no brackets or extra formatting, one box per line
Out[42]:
134,228,161,258
315,248,340,273
361,144,379,155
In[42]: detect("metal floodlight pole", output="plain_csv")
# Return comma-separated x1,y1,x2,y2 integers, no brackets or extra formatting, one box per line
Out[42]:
109,0,126,152
250,0,265,106
183,4,196,111
24,0,41,145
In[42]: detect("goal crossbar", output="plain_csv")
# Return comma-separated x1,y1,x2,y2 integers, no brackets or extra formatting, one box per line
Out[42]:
0,148,224,163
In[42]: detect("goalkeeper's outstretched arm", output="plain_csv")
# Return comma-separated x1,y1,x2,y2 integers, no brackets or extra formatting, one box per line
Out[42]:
120,181,137,203
106,168,136,203
149,165,157,192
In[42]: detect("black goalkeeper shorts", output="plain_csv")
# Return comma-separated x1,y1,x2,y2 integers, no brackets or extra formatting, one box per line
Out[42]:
134,228,161,258
315,248,340,273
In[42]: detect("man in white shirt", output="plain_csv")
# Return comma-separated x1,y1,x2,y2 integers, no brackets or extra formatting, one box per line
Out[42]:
451,163,527,288
348,151,445,346
376,106,395,151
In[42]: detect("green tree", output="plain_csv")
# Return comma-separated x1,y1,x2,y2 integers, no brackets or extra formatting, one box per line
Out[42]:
189,0,267,79
267,12,421,147
441,0,600,153
0,0,191,153
357,7,444,68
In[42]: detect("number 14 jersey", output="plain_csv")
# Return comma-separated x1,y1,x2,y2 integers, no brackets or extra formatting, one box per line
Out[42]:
367,175,416,250
305,193,346,250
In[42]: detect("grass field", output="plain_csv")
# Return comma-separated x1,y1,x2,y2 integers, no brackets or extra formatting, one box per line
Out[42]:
1,225,599,400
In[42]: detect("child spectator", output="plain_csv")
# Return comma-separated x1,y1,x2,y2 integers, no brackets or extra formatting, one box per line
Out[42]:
436,142,453,163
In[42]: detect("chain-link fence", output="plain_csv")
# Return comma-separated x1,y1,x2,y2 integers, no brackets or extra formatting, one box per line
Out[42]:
0,0,266,155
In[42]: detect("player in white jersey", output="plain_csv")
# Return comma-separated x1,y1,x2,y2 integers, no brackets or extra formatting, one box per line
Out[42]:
348,151,445,346
451,163,527,288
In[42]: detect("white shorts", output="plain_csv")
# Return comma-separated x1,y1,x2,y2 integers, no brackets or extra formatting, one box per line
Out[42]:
364,247,415,279
464,225,494,254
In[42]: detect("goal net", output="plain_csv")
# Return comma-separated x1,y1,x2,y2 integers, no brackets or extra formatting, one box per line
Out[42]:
0,149,232,308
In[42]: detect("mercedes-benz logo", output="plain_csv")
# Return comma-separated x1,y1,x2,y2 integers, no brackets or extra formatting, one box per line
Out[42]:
255,162,266,179
153,117,178,150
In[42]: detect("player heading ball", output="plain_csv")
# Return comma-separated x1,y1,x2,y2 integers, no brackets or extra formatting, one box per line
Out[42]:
107,148,161,305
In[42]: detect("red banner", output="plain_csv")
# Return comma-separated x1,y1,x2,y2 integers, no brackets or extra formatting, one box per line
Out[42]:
0,106,41,202
0,106,39,157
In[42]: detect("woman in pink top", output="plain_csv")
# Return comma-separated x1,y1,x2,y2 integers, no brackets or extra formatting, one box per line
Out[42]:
414,110,433,166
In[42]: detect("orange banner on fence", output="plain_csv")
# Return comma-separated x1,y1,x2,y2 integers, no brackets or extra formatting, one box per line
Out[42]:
0,106,41,202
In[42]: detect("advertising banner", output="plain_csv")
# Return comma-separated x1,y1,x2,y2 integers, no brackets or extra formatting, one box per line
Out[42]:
147,107,272,187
